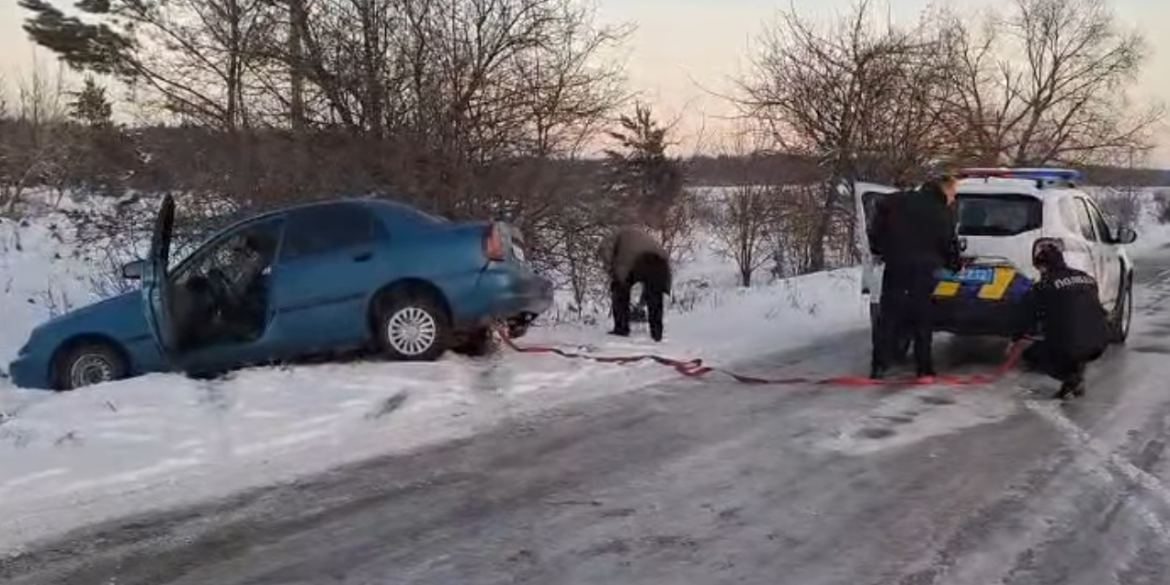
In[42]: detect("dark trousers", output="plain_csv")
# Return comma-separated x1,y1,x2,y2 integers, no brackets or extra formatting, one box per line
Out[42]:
611,253,669,340
873,262,938,373
1021,341,1103,386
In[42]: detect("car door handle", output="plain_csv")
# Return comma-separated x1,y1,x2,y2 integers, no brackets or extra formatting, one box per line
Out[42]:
353,251,373,262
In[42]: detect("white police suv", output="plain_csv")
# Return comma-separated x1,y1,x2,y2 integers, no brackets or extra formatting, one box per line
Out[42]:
856,168,1138,346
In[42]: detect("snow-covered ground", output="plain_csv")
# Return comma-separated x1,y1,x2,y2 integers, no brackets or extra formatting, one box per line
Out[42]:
2,185,1168,554
0,191,868,553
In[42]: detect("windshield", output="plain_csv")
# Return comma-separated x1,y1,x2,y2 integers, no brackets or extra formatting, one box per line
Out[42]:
955,194,1043,237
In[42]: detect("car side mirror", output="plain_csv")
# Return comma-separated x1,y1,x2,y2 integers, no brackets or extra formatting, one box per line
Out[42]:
122,259,145,280
1115,227,1138,245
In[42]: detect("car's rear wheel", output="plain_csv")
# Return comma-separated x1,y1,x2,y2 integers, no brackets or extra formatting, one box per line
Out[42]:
375,291,451,361
1110,275,1133,344
54,342,127,391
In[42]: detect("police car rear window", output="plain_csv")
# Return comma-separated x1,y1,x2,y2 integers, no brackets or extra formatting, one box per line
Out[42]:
955,194,1042,237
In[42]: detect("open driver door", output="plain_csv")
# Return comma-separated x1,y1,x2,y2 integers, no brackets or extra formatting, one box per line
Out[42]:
142,194,180,359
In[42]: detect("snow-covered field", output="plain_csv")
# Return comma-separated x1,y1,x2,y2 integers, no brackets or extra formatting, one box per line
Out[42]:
0,190,868,553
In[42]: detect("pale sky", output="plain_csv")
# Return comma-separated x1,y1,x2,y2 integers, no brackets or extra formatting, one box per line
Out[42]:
2,0,1168,165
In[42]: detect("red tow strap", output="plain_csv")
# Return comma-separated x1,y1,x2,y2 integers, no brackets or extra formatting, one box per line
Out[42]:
494,328,1027,387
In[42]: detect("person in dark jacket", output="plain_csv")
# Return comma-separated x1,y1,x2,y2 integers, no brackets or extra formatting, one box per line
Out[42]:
597,225,672,341
868,174,963,381
1011,242,1110,400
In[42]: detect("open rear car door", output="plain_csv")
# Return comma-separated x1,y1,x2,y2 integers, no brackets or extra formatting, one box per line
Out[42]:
854,182,899,303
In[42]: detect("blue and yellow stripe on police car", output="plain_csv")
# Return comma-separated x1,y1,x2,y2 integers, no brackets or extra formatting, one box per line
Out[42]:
932,267,1033,301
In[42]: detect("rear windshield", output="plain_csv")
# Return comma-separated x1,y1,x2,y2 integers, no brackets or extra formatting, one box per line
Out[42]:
955,194,1042,237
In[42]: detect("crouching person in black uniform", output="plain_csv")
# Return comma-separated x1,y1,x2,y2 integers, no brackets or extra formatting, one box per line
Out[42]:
1011,242,1110,400
597,225,672,341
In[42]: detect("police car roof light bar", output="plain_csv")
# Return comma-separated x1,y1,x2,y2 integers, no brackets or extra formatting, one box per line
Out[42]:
955,167,1083,183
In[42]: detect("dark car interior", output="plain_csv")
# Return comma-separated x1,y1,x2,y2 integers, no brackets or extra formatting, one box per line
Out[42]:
168,219,283,351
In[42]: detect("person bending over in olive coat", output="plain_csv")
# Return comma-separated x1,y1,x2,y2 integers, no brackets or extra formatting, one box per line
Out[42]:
597,225,672,342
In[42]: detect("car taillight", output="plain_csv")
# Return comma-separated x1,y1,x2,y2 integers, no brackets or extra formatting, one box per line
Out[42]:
483,223,505,261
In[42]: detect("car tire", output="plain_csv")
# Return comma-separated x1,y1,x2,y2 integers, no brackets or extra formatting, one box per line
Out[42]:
869,303,911,363
54,341,128,391
375,290,451,361
1109,275,1133,344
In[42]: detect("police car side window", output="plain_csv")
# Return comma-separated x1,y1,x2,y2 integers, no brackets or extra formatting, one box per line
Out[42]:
280,203,383,261
1083,200,1114,243
1072,198,1098,241
1058,199,1080,233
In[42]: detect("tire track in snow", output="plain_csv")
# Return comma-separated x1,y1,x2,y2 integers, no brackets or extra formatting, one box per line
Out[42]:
1026,400,1170,539
896,399,1170,585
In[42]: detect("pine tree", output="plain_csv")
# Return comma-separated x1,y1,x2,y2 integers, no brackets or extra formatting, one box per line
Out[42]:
603,103,684,225
19,0,136,77
63,76,127,195
602,103,688,263
68,77,113,127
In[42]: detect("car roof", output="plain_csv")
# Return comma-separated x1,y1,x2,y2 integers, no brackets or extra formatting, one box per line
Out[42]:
956,177,1081,200
218,197,442,231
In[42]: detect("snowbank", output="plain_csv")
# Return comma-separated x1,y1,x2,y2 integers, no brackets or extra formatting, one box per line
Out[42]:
0,193,868,553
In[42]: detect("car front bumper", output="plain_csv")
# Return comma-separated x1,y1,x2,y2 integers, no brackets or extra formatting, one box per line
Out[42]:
7,352,51,390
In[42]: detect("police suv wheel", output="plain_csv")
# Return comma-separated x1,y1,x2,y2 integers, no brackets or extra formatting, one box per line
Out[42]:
1111,279,1133,344
375,292,451,361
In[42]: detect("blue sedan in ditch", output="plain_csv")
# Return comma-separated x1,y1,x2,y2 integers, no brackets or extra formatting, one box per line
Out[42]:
8,196,553,390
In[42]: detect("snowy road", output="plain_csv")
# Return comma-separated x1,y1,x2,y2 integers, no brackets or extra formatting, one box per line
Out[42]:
6,254,1170,585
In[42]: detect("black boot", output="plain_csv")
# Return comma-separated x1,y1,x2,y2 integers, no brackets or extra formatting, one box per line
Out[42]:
1055,364,1087,400
870,364,886,380
1054,377,1085,400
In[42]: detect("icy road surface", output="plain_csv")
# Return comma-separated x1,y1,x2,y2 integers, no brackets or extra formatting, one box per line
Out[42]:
6,256,1170,585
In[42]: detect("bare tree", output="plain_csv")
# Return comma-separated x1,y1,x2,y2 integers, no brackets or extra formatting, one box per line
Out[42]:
0,62,71,217
710,183,778,287
705,129,782,287
22,0,283,130
767,182,849,276
18,0,642,303
937,0,1164,166
735,0,952,271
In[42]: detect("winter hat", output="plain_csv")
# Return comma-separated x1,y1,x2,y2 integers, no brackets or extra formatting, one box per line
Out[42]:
1032,240,1066,269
